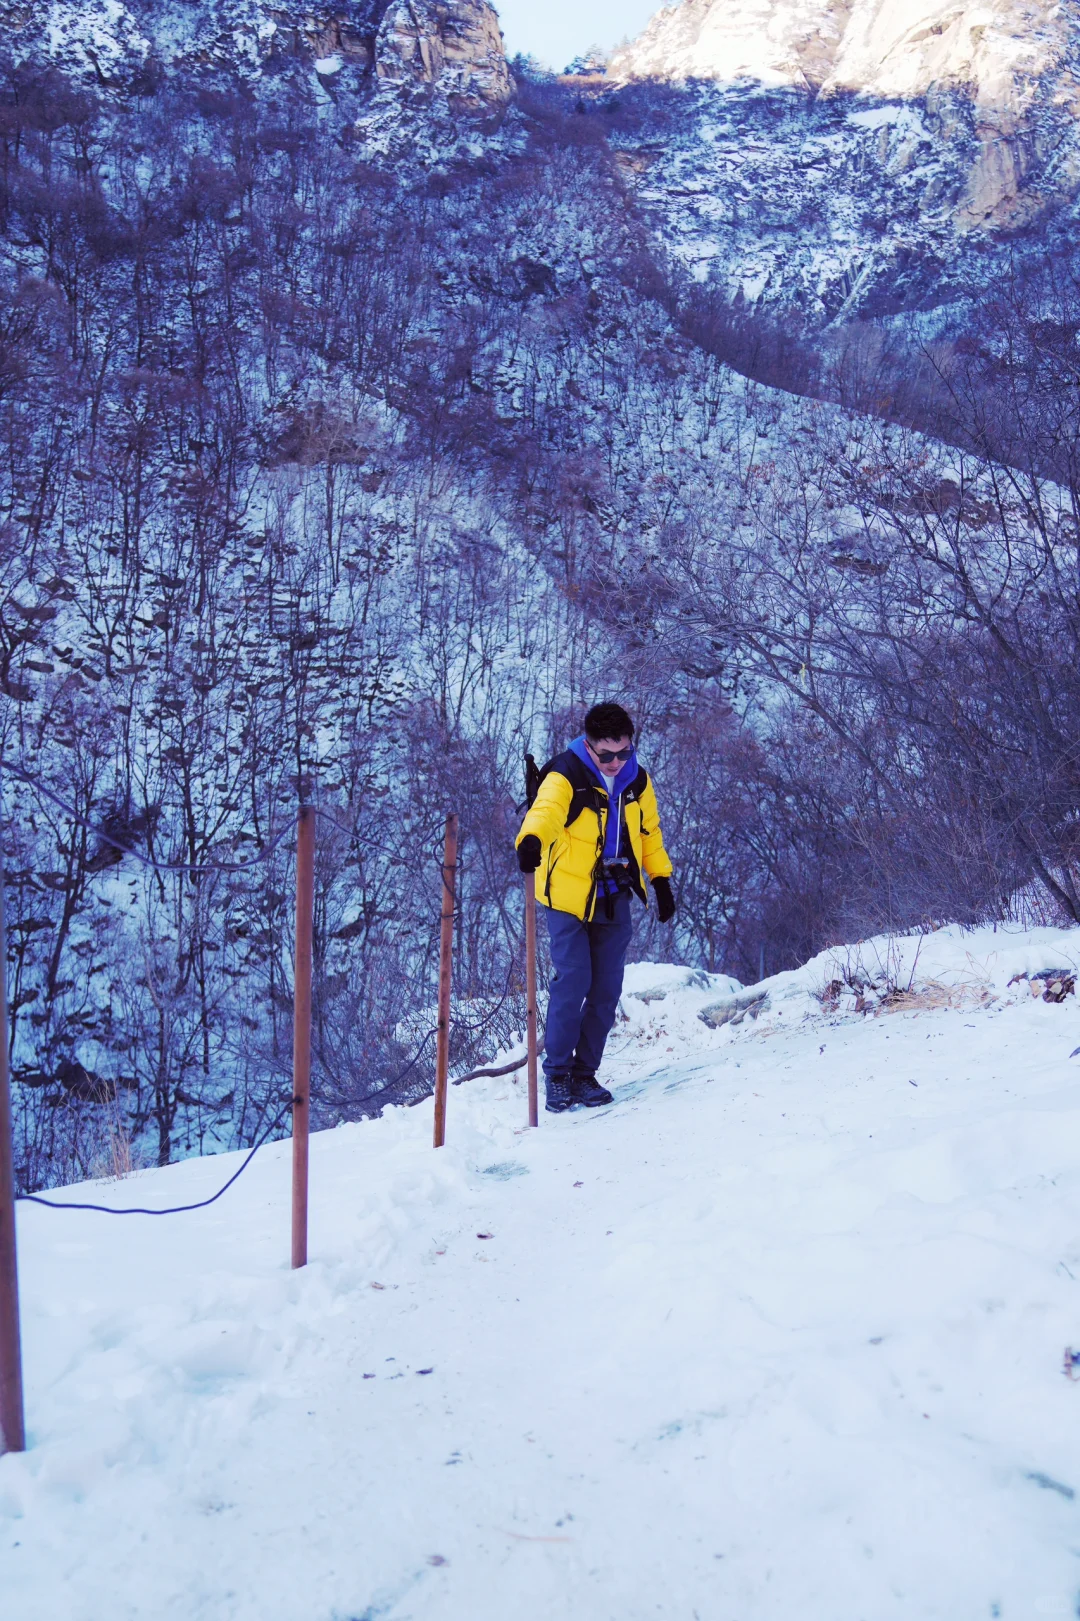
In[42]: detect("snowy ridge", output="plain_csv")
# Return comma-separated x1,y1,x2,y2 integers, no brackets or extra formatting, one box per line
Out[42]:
4,922,1080,1616
609,0,1080,110
692,919,1080,1024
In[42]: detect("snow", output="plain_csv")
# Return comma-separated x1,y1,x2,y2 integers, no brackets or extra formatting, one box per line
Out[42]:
719,919,1080,1023
847,102,906,127
4,923,1080,1616
43,0,151,78
610,0,1073,107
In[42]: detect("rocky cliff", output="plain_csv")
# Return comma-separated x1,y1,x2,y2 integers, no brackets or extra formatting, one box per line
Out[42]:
376,0,512,111
0,0,510,108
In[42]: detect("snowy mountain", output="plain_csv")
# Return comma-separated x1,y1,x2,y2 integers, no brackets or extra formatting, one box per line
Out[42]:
606,0,1080,320
4,0,1077,315
609,0,1078,108
5,924,1080,1616
4,26,1080,1616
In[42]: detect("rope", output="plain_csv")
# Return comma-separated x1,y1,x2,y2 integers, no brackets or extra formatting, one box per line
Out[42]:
15,989,531,1215
4,763,295,875
17,1099,294,1216
8,779,536,1207
359,967,526,1099
441,961,520,1034
366,1027,437,1097
311,805,446,871
5,769,445,882
14,1015,449,1215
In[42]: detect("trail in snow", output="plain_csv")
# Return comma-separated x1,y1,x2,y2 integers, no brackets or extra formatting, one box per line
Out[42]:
3,925,1080,1620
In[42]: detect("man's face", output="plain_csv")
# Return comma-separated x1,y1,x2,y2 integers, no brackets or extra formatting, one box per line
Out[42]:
585,735,633,779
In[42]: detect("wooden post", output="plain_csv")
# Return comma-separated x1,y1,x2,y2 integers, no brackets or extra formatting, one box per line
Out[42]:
0,824,25,1454
524,871,539,1128
291,804,315,1270
432,813,458,1149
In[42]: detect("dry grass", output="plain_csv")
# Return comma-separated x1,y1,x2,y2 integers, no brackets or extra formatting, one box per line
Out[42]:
88,1097,138,1182
818,940,1004,1017
879,980,996,1015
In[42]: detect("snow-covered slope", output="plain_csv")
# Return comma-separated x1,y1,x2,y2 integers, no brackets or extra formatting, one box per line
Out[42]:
607,0,1080,320
4,923,1080,1618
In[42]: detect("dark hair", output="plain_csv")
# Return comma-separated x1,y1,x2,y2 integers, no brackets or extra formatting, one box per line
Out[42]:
584,702,635,741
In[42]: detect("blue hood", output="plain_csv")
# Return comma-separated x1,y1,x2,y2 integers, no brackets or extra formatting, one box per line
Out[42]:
568,735,638,864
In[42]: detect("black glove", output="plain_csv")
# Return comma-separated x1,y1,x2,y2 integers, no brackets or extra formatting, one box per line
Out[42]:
517,834,542,873
652,875,676,923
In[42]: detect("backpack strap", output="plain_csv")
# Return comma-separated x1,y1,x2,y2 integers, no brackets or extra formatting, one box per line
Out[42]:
525,749,606,827
624,765,648,802
623,764,656,839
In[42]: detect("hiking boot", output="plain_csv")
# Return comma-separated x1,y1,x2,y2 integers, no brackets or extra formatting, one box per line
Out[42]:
544,1073,575,1113
571,1072,613,1108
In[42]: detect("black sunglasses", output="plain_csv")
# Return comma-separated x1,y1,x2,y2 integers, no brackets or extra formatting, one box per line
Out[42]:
589,743,634,764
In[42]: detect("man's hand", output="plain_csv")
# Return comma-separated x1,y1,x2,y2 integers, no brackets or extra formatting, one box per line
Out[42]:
516,834,542,874
652,876,676,923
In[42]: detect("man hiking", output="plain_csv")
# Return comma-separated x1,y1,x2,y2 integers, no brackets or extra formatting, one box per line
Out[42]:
516,703,676,1113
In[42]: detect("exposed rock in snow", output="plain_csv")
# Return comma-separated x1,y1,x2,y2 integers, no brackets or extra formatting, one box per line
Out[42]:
610,0,854,91
375,0,512,111
605,75,1073,323
0,0,513,116
0,1,395,86
33,0,153,86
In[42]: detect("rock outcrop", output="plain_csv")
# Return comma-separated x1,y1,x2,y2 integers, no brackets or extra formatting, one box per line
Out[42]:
599,0,1080,323
374,0,512,112
609,0,853,92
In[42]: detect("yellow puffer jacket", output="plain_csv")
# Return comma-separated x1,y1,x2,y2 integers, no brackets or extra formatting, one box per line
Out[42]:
516,751,673,921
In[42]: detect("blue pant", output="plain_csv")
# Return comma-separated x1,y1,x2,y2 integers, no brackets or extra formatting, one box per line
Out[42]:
543,890,634,1078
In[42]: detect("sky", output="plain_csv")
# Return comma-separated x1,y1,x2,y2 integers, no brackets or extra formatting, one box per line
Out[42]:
492,0,666,71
